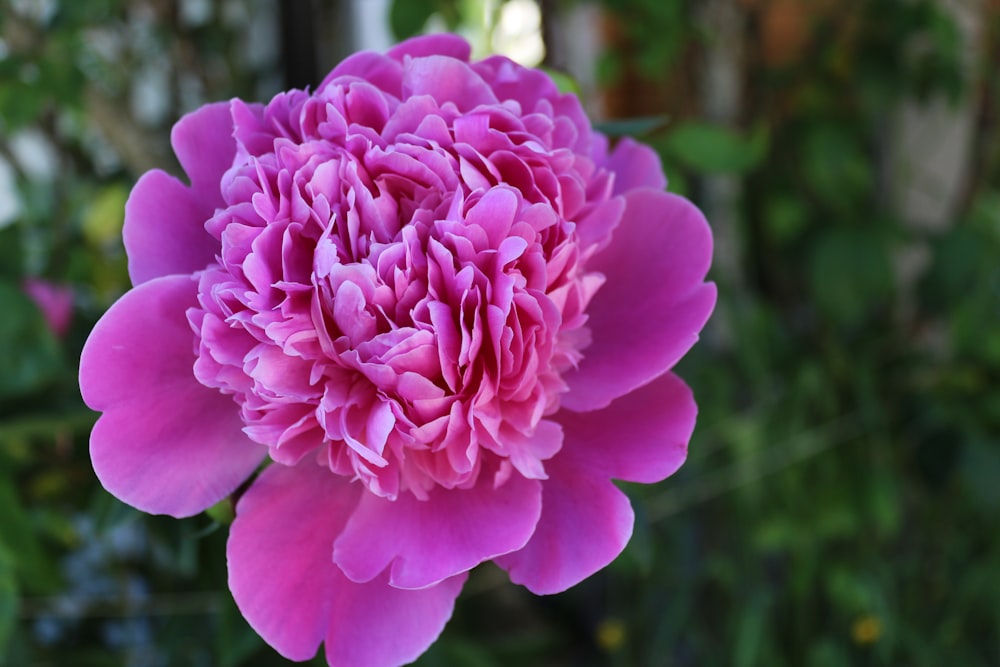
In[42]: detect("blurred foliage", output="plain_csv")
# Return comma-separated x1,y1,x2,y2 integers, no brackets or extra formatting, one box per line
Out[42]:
0,0,281,664
559,0,998,666
1,0,998,665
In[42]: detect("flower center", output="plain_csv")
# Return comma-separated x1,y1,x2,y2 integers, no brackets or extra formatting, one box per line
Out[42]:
188,83,610,500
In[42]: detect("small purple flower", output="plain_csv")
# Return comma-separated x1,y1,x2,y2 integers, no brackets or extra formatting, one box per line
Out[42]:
80,34,715,666
24,278,73,337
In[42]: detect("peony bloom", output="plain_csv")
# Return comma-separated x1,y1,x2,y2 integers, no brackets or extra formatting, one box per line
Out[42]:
79,34,715,666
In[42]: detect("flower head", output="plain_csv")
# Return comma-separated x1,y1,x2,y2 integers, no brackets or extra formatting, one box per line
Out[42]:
80,34,715,666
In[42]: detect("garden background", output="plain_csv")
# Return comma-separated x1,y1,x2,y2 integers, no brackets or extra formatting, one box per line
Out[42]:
0,0,997,665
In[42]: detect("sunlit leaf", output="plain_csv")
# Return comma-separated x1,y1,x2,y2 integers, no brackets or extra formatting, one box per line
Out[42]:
594,115,668,138
658,121,769,174
389,0,439,40
81,183,129,248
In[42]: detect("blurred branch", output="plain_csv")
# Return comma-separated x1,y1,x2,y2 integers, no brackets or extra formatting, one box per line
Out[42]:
644,412,865,521
84,87,168,176
0,410,97,443
18,591,223,619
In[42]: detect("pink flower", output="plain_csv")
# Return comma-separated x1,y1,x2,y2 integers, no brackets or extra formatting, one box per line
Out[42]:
24,278,73,337
79,34,715,666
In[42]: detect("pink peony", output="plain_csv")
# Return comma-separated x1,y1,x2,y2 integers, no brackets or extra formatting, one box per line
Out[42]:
79,34,715,666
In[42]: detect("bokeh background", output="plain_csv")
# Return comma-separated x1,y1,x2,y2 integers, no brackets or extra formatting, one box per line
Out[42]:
1,0,998,665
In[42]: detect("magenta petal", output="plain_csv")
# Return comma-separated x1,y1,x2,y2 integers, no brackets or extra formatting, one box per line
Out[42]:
605,137,667,194
229,462,466,666
320,51,403,96
387,33,471,62
80,275,264,517
334,473,542,589
229,462,357,661
324,569,467,667
495,456,633,595
402,56,498,111
123,102,233,285
170,101,235,208
558,372,695,483
123,170,219,284
563,189,716,412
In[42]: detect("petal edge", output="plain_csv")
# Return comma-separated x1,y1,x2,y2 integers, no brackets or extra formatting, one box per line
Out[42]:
81,275,263,517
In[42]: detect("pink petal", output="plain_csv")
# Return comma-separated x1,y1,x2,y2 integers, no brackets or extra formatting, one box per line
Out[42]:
563,189,716,412
387,33,471,62
558,372,695,483
123,170,219,285
229,462,356,661
605,137,667,194
402,55,499,111
229,461,466,666
124,102,235,285
495,455,633,595
334,473,542,589
319,51,402,95
171,101,236,208
324,565,467,667
80,275,264,517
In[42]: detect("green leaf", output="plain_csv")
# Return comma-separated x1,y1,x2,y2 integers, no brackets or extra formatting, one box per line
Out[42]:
960,437,1000,509
594,115,669,138
215,594,264,667
658,121,769,174
617,496,653,577
764,194,809,244
807,228,893,329
389,0,438,40
205,498,235,526
0,542,18,658
0,227,23,281
801,125,873,206
82,183,129,248
0,473,60,593
732,591,771,667
541,69,582,97
920,226,989,311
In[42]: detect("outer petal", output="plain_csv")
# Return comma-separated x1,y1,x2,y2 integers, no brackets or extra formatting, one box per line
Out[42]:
563,189,716,412
325,561,467,667
171,101,236,209
604,137,668,194
557,372,695,484
495,456,633,595
319,52,403,96
402,55,499,111
387,33,471,62
123,170,219,284
124,102,234,285
80,275,264,517
229,461,466,666
334,473,542,589
497,374,696,594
